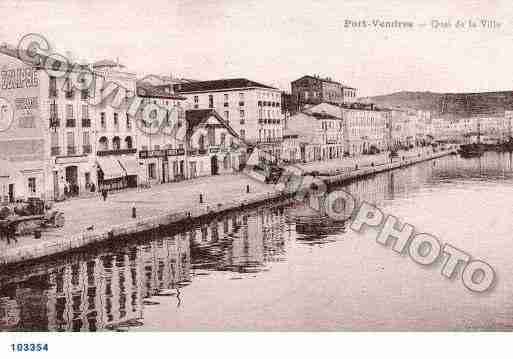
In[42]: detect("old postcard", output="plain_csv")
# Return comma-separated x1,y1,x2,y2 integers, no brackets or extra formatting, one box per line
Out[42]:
0,0,511,357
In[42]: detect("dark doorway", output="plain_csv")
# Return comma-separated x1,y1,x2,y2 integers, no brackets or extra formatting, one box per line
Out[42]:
8,184,14,203
65,166,79,196
211,156,219,175
53,171,59,200
179,160,184,178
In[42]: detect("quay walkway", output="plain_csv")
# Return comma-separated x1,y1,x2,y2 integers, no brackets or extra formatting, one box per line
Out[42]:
0,147,456,266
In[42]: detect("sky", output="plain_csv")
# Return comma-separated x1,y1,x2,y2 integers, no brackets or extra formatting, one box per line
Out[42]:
1,0,512,97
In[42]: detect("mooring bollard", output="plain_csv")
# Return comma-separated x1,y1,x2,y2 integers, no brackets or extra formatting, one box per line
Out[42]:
246,184,250,193
132,204,137,219
199,193,203,204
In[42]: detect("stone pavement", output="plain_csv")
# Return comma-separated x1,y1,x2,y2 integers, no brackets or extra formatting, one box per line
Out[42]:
286,148,436,176
0,173,276,252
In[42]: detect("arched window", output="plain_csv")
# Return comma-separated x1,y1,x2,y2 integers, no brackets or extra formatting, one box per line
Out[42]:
125,136,133,149
99,136,108,151
112,136,121,150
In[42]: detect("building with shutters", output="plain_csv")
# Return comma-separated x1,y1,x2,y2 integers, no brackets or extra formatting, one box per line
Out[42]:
174,78,284,161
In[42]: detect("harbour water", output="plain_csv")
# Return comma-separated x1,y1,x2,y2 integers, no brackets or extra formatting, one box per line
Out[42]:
2,152,513,331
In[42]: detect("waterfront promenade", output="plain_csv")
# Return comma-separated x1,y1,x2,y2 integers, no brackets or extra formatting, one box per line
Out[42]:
0,147,455,265
0,174,279,265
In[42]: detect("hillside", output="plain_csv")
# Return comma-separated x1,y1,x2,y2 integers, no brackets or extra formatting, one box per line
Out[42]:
361,91,513,119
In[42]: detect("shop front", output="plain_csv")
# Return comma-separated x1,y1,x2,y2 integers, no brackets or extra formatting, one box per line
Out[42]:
96,157,127,192
53,155,95,200
139,149,187,184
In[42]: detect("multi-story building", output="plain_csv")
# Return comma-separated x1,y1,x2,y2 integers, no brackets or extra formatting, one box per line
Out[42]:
287,103,344,162
341,104,387,156
291,75,357,111
183,109,244,178
0,44,101,201
135,82,187,185
388,108,411,149
92,60,140,192
174,78,284,160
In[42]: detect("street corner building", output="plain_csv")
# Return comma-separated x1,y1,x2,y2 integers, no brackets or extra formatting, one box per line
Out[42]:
174,78,284,161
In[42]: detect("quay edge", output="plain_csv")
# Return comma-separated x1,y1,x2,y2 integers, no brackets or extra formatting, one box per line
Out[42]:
0,149,456,267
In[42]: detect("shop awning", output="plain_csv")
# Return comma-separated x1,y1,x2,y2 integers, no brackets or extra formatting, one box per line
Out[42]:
118,158,140,176
97,157,125,180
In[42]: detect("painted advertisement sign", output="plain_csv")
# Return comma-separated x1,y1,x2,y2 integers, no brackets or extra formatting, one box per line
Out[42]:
0,51,44,161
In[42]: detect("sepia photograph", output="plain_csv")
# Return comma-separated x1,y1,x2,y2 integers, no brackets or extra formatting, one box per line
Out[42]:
0,0,512,357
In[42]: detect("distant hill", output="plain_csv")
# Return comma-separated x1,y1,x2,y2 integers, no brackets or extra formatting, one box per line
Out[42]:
361,91,513,119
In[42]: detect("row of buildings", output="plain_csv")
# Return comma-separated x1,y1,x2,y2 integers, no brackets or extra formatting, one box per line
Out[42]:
2,40,512,204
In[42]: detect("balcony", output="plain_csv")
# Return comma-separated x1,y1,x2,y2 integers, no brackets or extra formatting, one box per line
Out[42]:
49,118,60,128
67,146,76,155
81,118,91,127
83,145,92,154
66,118,76,127
96,148,137,156
51,147,61,156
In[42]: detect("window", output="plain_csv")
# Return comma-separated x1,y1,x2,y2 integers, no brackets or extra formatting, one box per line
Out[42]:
112,136,121,150
240,110,245,124
100,112,106,128
239,92,244,100
126,114,132,130
208,128,215,146
82,104,89,119
208,95,213,108
66,104,73,119
148,163,156,179
83,132,90,146
49,76,57,97
194,96,199,103
125,136,133,149
224,111,229,121
28,177,36,194
220,133,226,146
83,132,91,154
240,129,245,139
50,132,59,155
67,132,75,155
50,102,58,118
114,113,119,128
224,94,228,101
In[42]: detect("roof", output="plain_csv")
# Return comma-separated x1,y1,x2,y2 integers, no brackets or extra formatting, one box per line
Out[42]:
136,82,187,100
92,59,124,68
174,78,277,93
292,75,355,89
283,128,299,139
185,109,241,141
303,103,343,119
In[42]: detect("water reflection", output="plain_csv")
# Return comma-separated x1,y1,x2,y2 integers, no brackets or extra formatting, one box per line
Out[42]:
2,152,513,331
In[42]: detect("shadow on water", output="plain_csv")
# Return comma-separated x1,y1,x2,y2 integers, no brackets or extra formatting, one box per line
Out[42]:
1,151,513,331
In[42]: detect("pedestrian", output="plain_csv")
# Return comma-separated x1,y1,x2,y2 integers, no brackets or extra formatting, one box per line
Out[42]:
102,188,108,201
